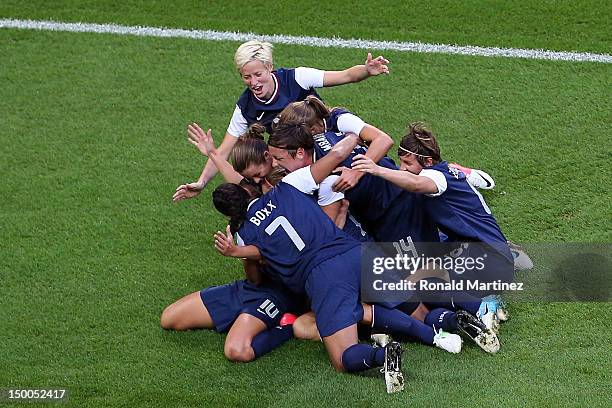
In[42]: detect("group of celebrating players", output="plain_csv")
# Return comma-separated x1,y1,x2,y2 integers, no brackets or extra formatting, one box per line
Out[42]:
160,40,532,393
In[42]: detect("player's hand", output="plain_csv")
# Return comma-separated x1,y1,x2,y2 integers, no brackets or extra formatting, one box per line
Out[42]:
332,167,364,192
365,53,390,76
214,225,236,257
172,181,205,202
351,154,380,175
187,123,217,157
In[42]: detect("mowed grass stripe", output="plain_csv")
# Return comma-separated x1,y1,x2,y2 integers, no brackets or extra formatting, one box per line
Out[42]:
1,18,611,63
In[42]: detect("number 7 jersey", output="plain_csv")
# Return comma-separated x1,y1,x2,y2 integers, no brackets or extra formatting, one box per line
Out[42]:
236,167,359,294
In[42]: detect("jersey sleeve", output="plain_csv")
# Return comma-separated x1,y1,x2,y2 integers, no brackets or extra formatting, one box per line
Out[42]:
336,113,366,135
226,105,248,137
294,67,325,89
419,169,448,197
281,166,319,194
318,175,344,206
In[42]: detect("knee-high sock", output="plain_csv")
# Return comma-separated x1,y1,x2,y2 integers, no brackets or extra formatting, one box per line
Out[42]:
373,305,434,345
424,308,458,332
251,325,294,359
342,344,385,372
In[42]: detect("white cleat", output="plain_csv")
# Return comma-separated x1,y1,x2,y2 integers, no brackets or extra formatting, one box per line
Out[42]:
383,341,405,393
433,329,463,354
371,333,392,348
450,163,495,190
457,310,501,354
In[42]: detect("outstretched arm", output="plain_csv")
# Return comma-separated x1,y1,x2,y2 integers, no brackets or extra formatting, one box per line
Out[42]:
351,154,438,194
322,53,389,86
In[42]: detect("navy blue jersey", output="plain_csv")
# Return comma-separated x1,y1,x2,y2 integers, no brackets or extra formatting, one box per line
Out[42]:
237,181,359,294
422,161,511,260
236,68,321,134
326,108,351,132
312,131,438,243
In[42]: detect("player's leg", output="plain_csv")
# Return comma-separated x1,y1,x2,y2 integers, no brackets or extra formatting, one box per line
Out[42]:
160,291,214,331
449,162,495,190
224,313,268,362
293,311,321,341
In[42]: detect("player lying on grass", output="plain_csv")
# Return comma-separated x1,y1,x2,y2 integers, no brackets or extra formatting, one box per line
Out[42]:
173,39,390,202
352,122,517,329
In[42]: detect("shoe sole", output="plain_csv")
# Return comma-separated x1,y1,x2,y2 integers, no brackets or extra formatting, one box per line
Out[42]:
457,311,501,354
384,342,404,393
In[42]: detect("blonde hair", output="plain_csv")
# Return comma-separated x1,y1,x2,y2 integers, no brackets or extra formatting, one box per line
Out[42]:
234,40,274,71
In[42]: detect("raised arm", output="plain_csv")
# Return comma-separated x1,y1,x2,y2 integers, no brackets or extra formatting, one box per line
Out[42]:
186,123,244,184
322,53,389,86
351,154,438,194
172,131,239,202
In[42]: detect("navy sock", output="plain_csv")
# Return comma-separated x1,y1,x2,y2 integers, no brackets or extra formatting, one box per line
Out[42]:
341,344,385,372
251,325,293,358
424,308,458,332
373,305,435,345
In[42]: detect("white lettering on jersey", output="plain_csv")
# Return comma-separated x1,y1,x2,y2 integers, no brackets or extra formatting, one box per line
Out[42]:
249,200,278,226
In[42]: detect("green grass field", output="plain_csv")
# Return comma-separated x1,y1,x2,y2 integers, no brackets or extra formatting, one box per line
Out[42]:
1,1,611,407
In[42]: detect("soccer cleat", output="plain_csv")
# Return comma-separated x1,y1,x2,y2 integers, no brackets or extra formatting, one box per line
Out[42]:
279,313,297,326
433,329,462,354
371,333,392,348
383,341,405,393
449,163,495,190
494,295,510,322
508,241,534,271
478,295,501,333
456,310,500,354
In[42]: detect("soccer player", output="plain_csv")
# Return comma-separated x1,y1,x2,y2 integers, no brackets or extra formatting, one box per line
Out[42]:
352,122,516,329
194,128,464,393
172,40,389,202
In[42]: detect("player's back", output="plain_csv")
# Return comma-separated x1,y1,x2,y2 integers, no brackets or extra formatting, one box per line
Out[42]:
237,181,358,293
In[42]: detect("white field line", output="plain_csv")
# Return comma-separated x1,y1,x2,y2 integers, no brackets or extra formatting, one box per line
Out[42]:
1,18,611,63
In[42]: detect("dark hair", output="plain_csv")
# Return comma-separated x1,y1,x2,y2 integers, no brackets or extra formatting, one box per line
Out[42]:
398,122,442,166
269,119,314,158
212,183,251,234
230,123,269,173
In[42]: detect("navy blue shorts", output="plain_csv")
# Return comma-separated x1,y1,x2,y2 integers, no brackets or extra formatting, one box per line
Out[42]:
200,280,296,333
306,246,364,338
